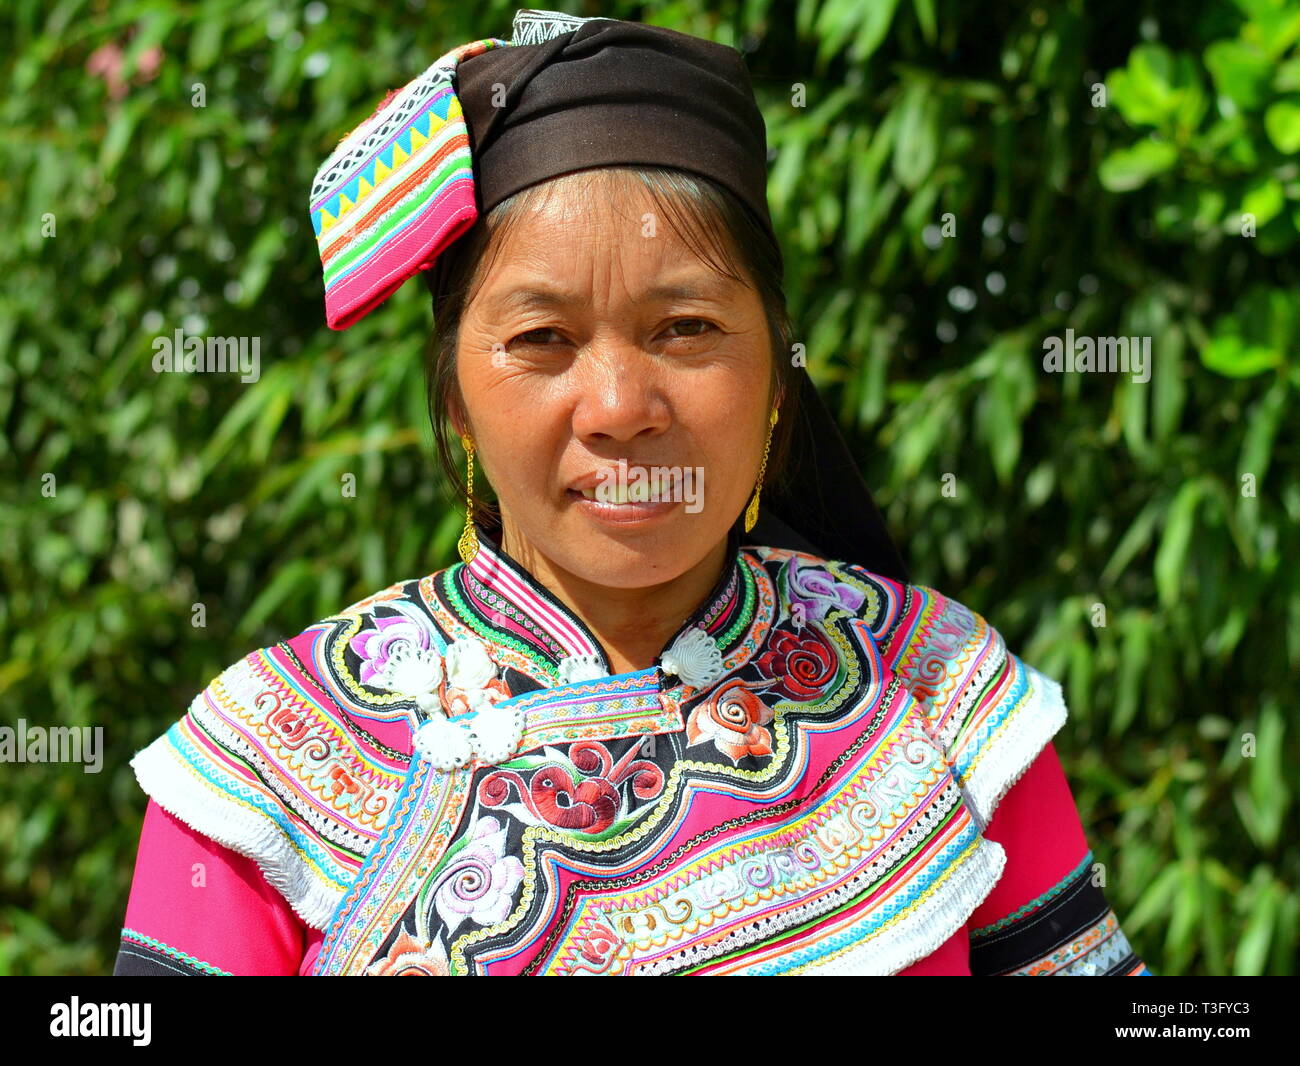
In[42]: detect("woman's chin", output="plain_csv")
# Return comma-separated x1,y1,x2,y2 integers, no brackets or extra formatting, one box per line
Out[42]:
549,500,719,586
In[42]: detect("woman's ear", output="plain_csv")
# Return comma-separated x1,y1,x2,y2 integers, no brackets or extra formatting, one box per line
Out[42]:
447,392,468,441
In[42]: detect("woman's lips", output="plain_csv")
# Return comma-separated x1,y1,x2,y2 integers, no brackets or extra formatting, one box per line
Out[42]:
565,487,679,525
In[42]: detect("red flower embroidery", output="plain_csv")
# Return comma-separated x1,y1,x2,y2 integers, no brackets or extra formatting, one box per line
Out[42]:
755,627,837,702
685,678,775,764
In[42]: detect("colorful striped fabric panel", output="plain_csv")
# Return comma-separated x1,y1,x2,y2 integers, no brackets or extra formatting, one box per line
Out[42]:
307,8,614,330
872,580,1068,830
309,37,509,329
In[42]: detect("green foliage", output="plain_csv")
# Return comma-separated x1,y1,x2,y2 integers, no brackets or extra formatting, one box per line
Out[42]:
0,0,1295,975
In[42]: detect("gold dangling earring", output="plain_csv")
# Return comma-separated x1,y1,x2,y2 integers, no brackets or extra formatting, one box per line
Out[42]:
457,434,480,564
743,406,778,533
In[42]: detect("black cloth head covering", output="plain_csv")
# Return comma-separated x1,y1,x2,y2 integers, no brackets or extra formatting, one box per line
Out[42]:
425,9,908,583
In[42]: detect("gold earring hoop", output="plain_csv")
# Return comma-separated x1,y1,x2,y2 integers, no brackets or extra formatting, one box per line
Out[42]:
743,406,779,533
457,434,480,564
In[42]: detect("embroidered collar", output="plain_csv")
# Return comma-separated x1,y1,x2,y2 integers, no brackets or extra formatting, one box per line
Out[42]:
437,518,757,689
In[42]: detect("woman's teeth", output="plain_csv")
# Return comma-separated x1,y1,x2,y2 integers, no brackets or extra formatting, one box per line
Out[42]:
580,475,674,503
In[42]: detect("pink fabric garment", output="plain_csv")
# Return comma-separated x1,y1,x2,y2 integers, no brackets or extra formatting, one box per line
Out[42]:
116,739,1097,976
119,800,322,976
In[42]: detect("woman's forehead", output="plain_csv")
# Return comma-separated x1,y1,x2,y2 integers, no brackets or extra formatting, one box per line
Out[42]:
476,274,744,315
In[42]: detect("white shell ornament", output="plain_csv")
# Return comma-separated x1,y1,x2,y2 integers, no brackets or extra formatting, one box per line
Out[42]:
468,700,526,765
412,714,476,771
659,626,725,689
379,643,443,698
556,653,608,686
444,637,498,690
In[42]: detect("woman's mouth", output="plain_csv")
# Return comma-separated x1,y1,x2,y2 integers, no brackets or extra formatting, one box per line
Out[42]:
565,472,680,524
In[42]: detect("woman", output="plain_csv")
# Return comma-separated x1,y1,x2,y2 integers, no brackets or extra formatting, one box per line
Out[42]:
113,8,1151,976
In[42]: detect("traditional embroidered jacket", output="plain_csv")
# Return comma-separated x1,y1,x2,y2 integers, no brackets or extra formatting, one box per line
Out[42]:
113,524,1152,976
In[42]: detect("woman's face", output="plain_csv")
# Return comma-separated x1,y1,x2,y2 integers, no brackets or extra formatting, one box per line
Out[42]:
452,170,778,591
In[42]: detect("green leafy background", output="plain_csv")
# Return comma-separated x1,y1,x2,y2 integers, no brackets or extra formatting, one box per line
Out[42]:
1,0,1295,975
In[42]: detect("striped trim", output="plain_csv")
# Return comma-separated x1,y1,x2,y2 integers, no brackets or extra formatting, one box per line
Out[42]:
120,928,232,976
467,533,601,661
448,521,754,679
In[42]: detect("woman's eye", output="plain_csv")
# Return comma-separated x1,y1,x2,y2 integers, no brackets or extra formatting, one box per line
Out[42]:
667,318,715,338
514,328,559,346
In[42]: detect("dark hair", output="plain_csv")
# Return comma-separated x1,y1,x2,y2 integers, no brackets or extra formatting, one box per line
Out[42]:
423,165,800,529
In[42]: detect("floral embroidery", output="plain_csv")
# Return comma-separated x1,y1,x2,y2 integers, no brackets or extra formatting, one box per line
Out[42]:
478,739,665,834
349,603,437,687
754,625,838,702
574,917,622,970
685,677,776,764
365,929,451,976
783,556,865,628
432,816,524,931
441,674,510,717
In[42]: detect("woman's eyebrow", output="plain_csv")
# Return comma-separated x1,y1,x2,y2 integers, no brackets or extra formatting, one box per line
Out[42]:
487,279,736,312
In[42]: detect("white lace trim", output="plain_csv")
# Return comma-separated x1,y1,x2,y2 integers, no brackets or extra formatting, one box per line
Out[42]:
129,734,346,931
962,663,1069,828
794,835,1008,975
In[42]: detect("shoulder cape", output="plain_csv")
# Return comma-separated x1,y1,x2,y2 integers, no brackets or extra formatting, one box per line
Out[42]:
130,550,1065,973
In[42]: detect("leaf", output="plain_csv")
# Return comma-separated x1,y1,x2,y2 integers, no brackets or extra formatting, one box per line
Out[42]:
1126,866,1181,931
1112,613,1152,737
912,0,937,43
1098,138,1178,192
1154,480,1203,608
1264,99,1300,153
1106,43,1206,132
1204,39,1271,111
1151,321,1186,444
1200,334,1283,377
1242,176,1285,225
849,0,902,62
814,0,873,67
1234,879,1279,976
1238,375,1290,484
1245,701,1289,850
237,559,315,638
844,116,897,253
891,80,939,190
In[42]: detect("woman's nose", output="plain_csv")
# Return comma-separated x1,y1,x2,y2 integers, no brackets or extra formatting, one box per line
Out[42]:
568,345,671,444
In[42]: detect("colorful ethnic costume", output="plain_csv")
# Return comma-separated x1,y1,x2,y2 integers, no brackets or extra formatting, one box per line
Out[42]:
114,522,1151,976
114,9,1151,976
